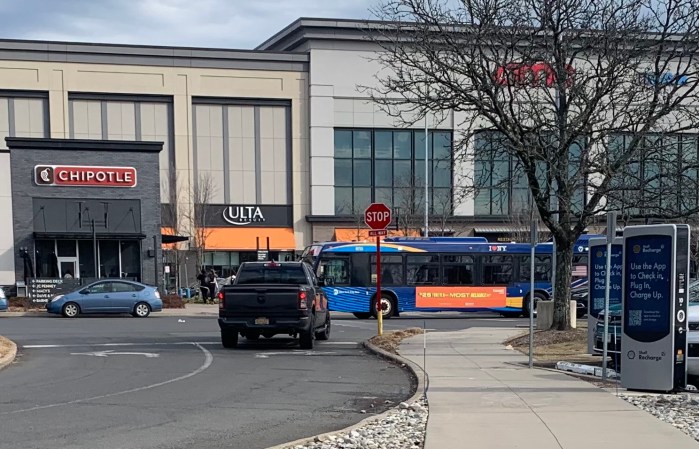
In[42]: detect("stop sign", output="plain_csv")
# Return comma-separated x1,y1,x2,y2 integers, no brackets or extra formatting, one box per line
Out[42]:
364,203,392,230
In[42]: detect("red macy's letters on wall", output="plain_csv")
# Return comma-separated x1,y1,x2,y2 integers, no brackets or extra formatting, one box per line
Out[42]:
493,62,575,88
34,165,138,188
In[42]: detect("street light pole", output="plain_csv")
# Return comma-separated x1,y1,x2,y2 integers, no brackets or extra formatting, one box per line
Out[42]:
424,113,429,237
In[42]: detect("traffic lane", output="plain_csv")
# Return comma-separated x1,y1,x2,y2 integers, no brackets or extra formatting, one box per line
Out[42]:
0,339,410,449
0,315,222,346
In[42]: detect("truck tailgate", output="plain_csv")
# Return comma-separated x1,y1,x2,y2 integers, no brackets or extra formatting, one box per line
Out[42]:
223,285,301,314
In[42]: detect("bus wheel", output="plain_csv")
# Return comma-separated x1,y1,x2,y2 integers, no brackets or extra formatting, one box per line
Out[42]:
372,295,395,319
523,293,546,318
353,312,371,319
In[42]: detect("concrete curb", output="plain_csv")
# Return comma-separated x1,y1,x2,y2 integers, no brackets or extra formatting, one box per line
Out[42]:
263,339,428,449
0,336,18,371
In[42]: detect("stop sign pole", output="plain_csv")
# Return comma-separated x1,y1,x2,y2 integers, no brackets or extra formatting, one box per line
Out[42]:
365,203,392,336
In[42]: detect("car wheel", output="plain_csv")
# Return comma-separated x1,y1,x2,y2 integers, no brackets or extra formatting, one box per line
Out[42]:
371,295,395,319
315,314,331,341
353,312,371,319
221,330,238,348
61,302,80,318
133,302,151,318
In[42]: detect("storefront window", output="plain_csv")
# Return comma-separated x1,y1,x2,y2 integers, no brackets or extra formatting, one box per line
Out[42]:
99,241,120,278
78,240,96,279
120,241,141,281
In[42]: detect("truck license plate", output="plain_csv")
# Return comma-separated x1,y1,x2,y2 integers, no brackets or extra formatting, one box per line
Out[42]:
255,317,269,325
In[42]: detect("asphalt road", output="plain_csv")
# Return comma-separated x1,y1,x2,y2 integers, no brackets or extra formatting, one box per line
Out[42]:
0,311,524,449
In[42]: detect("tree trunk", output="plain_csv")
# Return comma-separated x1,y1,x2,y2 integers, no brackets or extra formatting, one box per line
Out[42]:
551,237,574,330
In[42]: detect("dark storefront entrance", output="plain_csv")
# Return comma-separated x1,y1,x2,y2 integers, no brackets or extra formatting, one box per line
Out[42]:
6,137,163,299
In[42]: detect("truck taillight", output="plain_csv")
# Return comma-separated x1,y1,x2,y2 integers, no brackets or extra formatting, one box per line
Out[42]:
218,291,224,309
298,290,308,309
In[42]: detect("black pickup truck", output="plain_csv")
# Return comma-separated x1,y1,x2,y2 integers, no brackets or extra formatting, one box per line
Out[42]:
217,261,331,349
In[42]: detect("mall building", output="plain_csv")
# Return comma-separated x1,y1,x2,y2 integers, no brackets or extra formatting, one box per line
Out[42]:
0,17,678,292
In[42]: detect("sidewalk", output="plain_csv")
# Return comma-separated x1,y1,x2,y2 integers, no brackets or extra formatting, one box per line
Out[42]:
399,328,698,449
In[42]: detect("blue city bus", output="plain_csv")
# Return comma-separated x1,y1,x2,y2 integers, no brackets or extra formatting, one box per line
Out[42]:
313,235,598,319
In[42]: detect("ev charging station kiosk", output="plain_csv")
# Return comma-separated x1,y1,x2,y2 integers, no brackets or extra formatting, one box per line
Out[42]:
587,237,623,354
621,224,689,392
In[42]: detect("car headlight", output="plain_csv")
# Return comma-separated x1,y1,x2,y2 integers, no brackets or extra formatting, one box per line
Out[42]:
50,295,64,303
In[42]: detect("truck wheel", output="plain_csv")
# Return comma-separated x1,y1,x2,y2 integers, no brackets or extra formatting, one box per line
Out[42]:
315,314,331,341
299,317,315,349
221,330,238,348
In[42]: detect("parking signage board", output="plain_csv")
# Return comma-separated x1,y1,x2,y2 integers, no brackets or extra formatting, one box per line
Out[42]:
621,224,689,392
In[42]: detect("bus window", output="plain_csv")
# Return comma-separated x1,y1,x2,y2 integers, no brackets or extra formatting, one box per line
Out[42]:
483,255,513,284
318,257,350,285
518,255,552,282
442,254,475,285
406,255,440,285
370,255,404,286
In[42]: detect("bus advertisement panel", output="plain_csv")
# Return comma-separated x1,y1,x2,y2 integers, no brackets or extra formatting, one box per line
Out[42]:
415,286,507,308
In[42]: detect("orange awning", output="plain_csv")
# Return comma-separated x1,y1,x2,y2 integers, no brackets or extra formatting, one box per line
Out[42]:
333,228,419,242
205,227,296,250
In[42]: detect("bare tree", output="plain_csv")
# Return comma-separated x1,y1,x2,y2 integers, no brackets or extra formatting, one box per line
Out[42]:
364,0,699,329
394,175,426,236
184,172,217,271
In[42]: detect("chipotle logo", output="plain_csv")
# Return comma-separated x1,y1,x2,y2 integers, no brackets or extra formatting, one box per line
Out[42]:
34,165,137,188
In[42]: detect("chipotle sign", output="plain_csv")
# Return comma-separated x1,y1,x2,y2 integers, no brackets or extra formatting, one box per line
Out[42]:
34,165,137,188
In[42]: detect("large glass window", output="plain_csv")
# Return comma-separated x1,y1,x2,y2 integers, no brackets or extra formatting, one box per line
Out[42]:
334,129,453,215
474,131,587,216
607,133,699,217
518,255,552,282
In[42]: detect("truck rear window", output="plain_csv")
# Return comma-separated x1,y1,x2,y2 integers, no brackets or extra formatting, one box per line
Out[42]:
236,266,308,285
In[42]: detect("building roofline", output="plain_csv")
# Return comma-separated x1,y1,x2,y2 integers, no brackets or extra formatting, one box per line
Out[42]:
256,16,697,52
0,37,309,72
256,17,385,51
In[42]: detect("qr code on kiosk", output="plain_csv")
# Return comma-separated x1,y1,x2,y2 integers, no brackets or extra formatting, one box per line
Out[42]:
629,310,642,327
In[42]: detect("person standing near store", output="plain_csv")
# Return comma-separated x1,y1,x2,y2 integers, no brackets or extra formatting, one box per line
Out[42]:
206,269,217,303
196,269,209,302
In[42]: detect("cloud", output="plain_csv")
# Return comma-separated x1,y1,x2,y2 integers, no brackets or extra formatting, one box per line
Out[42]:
0,0,376,49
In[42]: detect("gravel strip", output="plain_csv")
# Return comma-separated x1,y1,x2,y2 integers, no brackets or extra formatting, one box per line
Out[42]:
282,397,428,449
620,393,699,441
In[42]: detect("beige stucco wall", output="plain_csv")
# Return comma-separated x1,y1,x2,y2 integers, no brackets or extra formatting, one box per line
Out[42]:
0,61,310,259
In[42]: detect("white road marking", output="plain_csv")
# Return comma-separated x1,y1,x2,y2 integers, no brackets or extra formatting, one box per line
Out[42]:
1,343,213,416
254,351,337,357
23,342,219,349
70,350,160,358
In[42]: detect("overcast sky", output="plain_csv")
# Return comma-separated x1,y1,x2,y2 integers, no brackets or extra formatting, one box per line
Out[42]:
0,0,377,49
